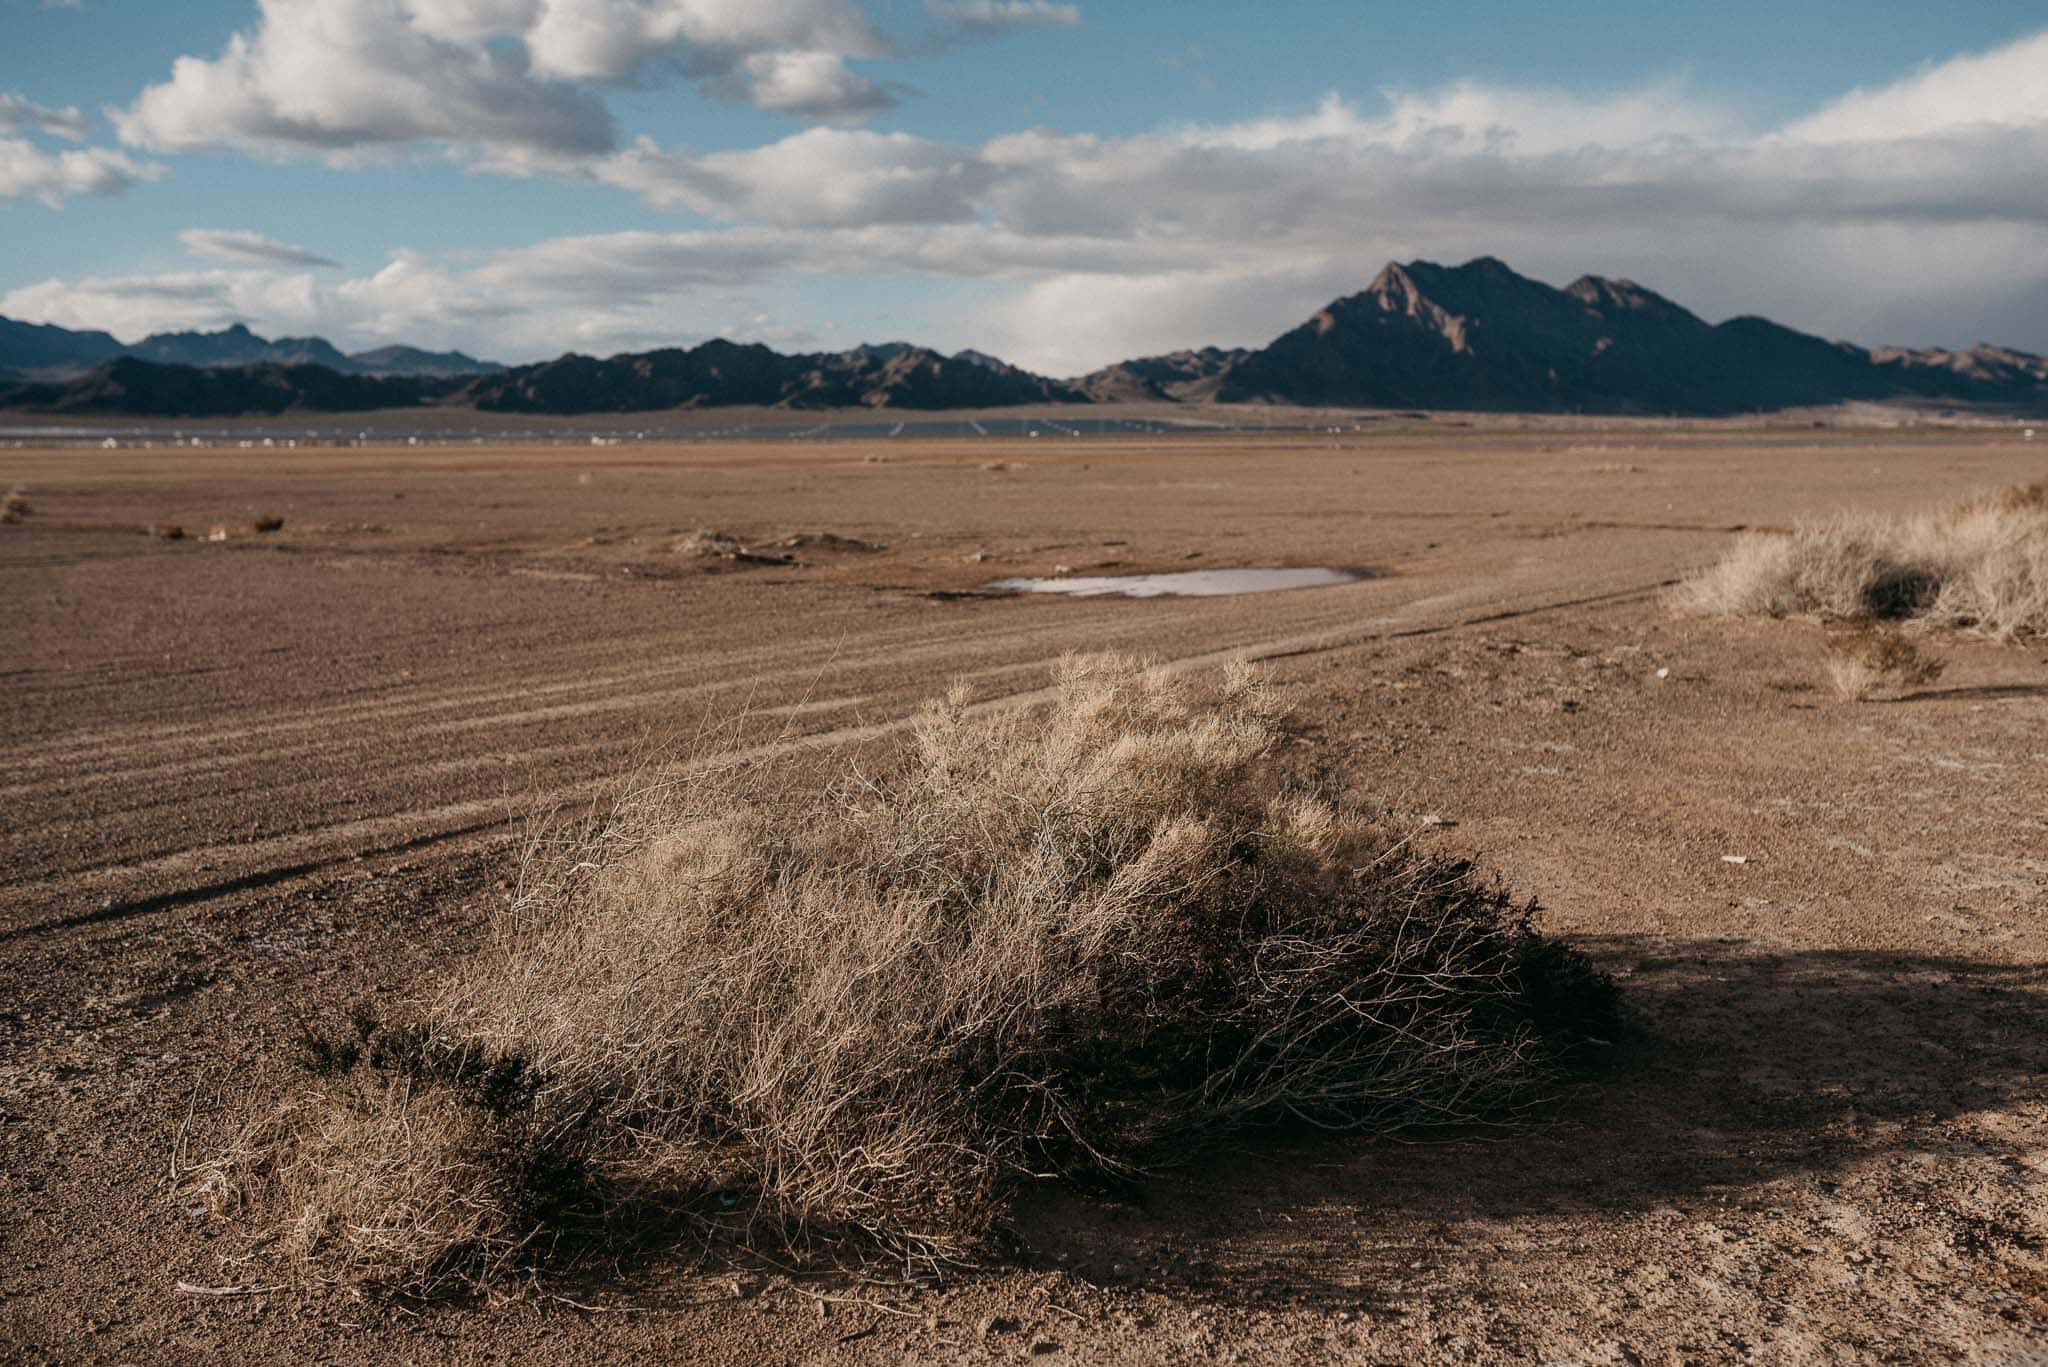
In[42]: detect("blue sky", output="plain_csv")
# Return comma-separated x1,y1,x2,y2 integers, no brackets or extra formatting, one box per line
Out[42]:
4,1,2047,371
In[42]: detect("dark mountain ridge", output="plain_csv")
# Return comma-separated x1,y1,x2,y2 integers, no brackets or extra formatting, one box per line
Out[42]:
454,338,1086,413
0,317,503,380
0,316,125,376
0,356,450,416
5,258,2044,418
1212,258,1880,412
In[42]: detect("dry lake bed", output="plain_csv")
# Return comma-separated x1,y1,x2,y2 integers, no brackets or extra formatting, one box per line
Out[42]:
3,420,2045,1362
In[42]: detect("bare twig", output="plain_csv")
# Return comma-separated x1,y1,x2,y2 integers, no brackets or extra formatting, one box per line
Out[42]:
175,1281,281,1297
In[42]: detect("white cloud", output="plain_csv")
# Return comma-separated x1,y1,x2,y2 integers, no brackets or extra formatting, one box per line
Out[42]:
114,0,616,157
593,128,993,224
0,136,163,207
112,0,898,158
1781,30,2048,143
715,50,893,122
519,0,884,82
178,228,341,268
926,1,1080,38
0,93,92,140
28,26,2048,369
2,269,329,342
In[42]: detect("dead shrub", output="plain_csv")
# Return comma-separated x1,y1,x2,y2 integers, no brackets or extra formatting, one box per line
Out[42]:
773,531,883,553
1679,476,2048,638
1,488,28,523
151,522,188,541
670,528,743,558
201,656,1616,1291
670,528,802,565
1824,627,1947,702
185,1014,600,1298
1961,477,2048,517
250,514,285,534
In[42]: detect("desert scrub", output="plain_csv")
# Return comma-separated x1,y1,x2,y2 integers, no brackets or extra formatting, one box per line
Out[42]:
196,656,1616,1293
1679,477,2048,638
1825,626,1947,702
185,1012,601,1297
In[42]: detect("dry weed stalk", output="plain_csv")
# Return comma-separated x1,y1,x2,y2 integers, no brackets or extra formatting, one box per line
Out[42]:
194,656,1615,1295
1825,627,1947,702
1678,477,2048,638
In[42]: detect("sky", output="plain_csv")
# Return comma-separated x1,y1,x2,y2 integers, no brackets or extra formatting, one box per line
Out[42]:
3,1,2047,375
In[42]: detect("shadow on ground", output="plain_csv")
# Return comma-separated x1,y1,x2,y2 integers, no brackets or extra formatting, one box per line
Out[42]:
1899,682,2048,703
1011,937,2048,1309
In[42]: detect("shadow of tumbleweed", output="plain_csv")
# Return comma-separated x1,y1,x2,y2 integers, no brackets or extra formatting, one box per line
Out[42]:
1011,938,2048,1311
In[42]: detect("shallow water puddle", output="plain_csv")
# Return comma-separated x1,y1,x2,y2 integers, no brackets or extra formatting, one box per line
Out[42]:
988,567,1367,598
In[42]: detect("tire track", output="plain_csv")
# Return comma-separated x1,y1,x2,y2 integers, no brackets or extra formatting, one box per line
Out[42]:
2,568,1674,938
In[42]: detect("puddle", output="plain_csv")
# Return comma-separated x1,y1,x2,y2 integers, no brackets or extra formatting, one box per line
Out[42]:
988,567,1367,598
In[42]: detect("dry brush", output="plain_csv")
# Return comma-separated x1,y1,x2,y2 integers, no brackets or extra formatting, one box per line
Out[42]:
189,656,1616,1296
1679,477,2048,639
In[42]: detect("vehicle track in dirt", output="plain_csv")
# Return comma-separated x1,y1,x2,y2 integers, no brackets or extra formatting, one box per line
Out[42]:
4,554,1678,935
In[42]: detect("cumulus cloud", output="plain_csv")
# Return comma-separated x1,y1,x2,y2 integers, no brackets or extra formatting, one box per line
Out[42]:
3,233,810,359
1780,30,2048,143
594,128,994,224
112,0,900,158
31,26,2048,369
178,228,340,268
0,137,163,207
113,0,616,157
0,93,92,140
713,50,894,122
927,1,1080,38
1,268,327,342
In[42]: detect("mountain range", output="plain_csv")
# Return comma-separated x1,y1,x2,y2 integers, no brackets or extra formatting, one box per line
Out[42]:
4,257,2045,418
0,318,502,381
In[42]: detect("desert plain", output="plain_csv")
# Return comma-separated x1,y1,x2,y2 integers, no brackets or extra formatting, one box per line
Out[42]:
2,416,2045,1363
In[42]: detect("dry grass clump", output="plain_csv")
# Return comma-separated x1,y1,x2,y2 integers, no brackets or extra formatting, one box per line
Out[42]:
198,657,1615,1293
1679,477,2048,638
670,528,797,565
670,527,743,558
1825,626,1947,702
232,1078,549,1295
186,1016,600,1297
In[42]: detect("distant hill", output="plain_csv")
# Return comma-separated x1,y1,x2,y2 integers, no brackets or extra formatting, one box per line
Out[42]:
464,339,1086,413
0,316,125,376
347,344,511,377
0,316,503,380
1076,346,1250,403
6,258,2045,417
0,356,453,416
1204,258,2048,412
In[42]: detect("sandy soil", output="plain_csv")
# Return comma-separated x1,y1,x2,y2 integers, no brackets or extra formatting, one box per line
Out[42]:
3,423,2044,1363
